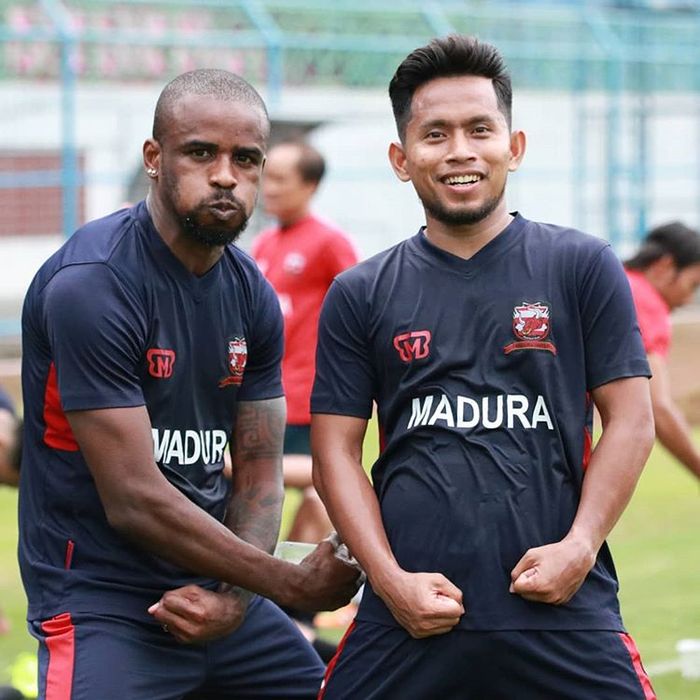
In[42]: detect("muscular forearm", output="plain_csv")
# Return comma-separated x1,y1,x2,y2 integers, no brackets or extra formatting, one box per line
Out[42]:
70,401,306,607
223,473,284,555
654,403,700,479
110,478,301,604
224,398,286,554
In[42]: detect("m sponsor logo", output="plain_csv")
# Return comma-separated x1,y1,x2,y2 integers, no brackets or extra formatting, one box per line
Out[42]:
147,348,176,378
152,428,228,466
407,393,554,431
393,330,431,362
219,337,247,388
504,302,556,355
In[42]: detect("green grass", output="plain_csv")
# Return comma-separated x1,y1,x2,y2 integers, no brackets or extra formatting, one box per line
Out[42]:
2,430,700,697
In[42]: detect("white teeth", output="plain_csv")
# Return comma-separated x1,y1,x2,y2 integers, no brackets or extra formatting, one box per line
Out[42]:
445,174,480,185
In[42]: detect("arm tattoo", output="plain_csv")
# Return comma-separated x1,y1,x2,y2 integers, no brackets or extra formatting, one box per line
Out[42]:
226,398,285,555
232,397,286,461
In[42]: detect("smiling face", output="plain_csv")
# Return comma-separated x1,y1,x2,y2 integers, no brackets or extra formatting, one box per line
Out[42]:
389,75,524,237
144,94,268,247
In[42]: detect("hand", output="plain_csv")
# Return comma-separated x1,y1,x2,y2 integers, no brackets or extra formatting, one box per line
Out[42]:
288,539,362,612
377,571,464,639
509,537,597,605
148,584,248,643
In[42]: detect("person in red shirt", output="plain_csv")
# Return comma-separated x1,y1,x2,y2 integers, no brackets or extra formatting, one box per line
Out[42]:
253,141,358,543
625,221,700,481
252,140,359,659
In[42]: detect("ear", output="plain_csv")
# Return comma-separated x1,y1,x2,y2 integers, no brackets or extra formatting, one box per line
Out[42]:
143,138,161,174
508,130,526,172
656,253,677,275
388,141,412,183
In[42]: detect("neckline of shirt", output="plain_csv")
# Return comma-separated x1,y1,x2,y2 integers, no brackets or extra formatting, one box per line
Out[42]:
133,200,224,299
277,213,316,233
411,212,527,277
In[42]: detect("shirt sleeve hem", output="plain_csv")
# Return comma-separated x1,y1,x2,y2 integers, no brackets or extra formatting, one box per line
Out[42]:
588,364,652,391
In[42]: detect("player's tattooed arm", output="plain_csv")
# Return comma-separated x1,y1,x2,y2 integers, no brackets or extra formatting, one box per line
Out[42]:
218,397,285,602
225,396,286,556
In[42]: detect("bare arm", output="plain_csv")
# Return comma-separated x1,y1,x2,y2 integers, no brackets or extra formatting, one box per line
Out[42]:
67,401,355,611
224,398,286,554
312,413,464,638
150,398,284,642
511,376,655,602
647,352,700,480
0,409,19,487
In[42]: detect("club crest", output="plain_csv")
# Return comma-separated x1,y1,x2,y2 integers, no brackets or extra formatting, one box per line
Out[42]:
219,337,248,387
504,302,556,355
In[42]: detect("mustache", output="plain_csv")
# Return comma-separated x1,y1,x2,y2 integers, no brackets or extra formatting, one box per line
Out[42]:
204,190,244,206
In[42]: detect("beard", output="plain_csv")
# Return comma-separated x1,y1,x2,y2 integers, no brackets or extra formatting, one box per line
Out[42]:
179,195,250,248
419,184,505,227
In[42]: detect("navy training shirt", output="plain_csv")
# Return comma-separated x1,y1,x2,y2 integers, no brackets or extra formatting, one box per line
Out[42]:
20,201,284,621
312,213,650,632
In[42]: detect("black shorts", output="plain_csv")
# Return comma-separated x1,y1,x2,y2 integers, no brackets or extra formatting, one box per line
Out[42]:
32,596,324,700
284,424,311,455
319,621,656,700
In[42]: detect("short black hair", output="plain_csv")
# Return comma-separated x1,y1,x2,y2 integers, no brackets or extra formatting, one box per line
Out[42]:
152,69,269,143
625,221,700,271
275,140,326,185
389,34,512,142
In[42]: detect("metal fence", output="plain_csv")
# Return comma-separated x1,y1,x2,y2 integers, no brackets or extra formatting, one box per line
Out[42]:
1,0,700,253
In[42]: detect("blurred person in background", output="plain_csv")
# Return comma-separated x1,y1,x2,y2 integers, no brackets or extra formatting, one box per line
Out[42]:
18,69,359,700
625,221,700,482
0,384,21,489
252,140,359,661
0,384,25,699
0,383,21,639
311,34,657,699
253,140,358,544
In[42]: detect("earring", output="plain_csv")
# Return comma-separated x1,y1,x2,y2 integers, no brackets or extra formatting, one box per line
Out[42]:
146,168,157,177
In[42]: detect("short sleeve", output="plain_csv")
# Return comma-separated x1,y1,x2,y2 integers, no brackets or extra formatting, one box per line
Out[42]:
579,247,651,390
633,292,671,358
43,264,146,411
237,276,284,401
311,278,375,418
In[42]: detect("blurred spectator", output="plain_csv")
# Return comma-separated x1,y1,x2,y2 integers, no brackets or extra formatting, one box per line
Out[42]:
625,221,700,481
252,141,358,661
0,383,21,643
0,384,21,488
252,140,358,546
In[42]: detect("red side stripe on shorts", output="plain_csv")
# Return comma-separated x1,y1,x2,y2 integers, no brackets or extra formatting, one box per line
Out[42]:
317,620,356,700
41,613,75,700
43,363,79,451
619,632,656,700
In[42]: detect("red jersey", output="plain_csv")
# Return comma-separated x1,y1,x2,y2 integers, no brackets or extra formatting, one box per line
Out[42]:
252,215,358,424
625,268,671,358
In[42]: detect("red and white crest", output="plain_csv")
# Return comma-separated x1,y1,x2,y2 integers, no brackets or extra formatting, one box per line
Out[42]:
504,302,556,355
219,337,247,387
512,302,551,341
